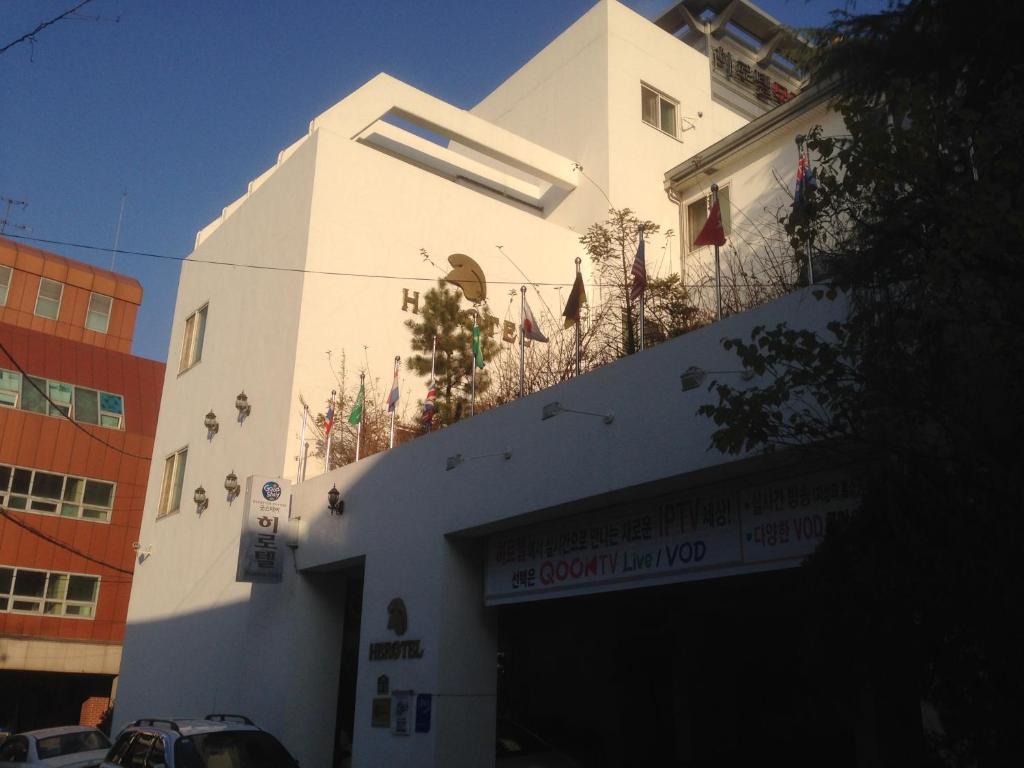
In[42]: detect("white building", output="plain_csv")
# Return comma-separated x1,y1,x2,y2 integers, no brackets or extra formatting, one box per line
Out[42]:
114,2,910,766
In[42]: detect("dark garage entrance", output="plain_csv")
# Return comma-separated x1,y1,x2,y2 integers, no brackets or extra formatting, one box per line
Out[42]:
496,569,922,767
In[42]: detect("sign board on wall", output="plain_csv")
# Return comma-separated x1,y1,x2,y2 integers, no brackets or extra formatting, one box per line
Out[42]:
236,475,290,583
485,471,860,605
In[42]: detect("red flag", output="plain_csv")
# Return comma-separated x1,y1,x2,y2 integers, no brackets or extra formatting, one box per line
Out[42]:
693,201,726,247
629,235,646,301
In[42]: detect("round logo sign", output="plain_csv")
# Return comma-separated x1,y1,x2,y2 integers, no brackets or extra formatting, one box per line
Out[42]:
262,481,282,501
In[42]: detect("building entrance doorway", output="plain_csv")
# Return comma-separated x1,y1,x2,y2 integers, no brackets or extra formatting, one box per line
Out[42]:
496,569,920,767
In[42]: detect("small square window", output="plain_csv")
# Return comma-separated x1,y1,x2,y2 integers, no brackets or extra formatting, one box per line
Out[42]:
178,304,208,373
0,265,11,306
35,278,63,320
85,293,112,333
641,84,678,138
686,187,732,252
0,369,20,408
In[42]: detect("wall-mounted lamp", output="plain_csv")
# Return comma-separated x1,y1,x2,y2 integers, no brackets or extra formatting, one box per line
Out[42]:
235,391,251,422
541,401,614,424
327,484,344,516
224,470,240,501
193,485,209,514
446,449,511,471
204,410,219,437
680,366,707,392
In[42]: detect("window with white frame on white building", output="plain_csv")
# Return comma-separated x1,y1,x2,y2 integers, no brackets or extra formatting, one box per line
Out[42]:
687,187,732,251
34,277,63,320
0,463,116,522
178,304,208,373
0,366,125,428
85,293,113,333
0,265,11,306
158,447,188,517
641,84,678,138
0,565,100,618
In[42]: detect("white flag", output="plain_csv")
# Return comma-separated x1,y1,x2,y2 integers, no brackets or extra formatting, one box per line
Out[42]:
522,297,548,343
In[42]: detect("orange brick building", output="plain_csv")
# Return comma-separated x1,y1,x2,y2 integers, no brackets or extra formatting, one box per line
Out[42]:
0,236,164,731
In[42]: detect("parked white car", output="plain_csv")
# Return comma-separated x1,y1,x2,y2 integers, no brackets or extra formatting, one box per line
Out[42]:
0,726,111,768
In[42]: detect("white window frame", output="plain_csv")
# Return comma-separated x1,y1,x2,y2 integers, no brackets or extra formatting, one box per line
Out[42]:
157,447,188,518
85,292,113,334
178,303,208,373
0,369,20,408
641,83,678,138
685,185,732,253
0,366,124,429
0,265,11,306
0,462,115,522
34,277,63,320
0,565,100,619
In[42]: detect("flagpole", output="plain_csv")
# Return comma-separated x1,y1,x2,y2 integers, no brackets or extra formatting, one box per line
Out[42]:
798,137,815,286
355,372,364,461
574,257,582,375
428,332,437,433
297,399,308,481
471,318,478,417
711,183,722,321
325,389,335,472
389,355,399,449
519,286,526,398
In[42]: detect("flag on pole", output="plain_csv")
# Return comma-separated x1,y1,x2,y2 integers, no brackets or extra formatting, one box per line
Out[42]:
421,381,437,426
562,271,587,328
387,358,400,412
693,200,727,247
629,230,646,301
521,297,548,342
323,400,335,436
348,381,365,426
794,149,817,207
472,323,485,369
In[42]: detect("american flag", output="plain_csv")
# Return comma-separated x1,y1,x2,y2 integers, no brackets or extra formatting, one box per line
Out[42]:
323,400,335,436
629,228,646,301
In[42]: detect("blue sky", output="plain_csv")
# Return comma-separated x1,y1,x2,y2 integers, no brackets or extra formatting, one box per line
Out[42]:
2,0,865,362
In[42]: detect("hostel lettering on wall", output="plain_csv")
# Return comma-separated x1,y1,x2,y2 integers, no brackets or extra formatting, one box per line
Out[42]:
369,597,425,661
400,287,500,336
711,46,797,105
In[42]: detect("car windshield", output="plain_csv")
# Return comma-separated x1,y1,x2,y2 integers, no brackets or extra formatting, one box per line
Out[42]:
174,731,298,768
36,730,111,758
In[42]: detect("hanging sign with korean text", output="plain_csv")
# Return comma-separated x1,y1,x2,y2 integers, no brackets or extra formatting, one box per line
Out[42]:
485,471,860,605
236,475,290,583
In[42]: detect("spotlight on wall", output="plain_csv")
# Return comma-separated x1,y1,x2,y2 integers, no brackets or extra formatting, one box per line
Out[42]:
679,366,707,392
193,485,208,514
224,470,240,501
235,391,251,422
327,484,344,516
204,410,219,437
541,401,613,424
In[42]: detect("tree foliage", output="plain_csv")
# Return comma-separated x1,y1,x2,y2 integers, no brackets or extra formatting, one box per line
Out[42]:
700,1,1024,762
404,280,499,427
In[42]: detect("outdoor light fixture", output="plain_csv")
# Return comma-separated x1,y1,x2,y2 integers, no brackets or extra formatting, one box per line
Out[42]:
446,454,464,471
680,366,707,392
235,391,251,421
204,410,219,436
193,485,208,514
446,449,511,471
327,484,344,516
541,401,614,424
224,470,239,500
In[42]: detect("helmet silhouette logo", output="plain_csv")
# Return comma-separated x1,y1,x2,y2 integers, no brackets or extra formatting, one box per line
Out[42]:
387,598,408,636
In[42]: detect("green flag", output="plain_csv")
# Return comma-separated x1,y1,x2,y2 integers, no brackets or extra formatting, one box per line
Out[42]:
348,382,364,425
472,323,485,369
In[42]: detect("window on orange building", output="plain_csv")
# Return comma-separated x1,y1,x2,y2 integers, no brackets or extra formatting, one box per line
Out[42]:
0,265,11,306
85,293,113,333
0,369,19,407
35,277,63,320
0,565,100,618
0,463,115,522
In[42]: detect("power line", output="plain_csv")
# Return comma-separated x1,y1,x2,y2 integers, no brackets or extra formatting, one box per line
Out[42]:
3,232,799,290
0,339,152,461
0,0,95,56
0,507,134,576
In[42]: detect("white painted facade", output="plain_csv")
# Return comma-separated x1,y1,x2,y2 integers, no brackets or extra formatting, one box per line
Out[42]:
116,2,845,766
